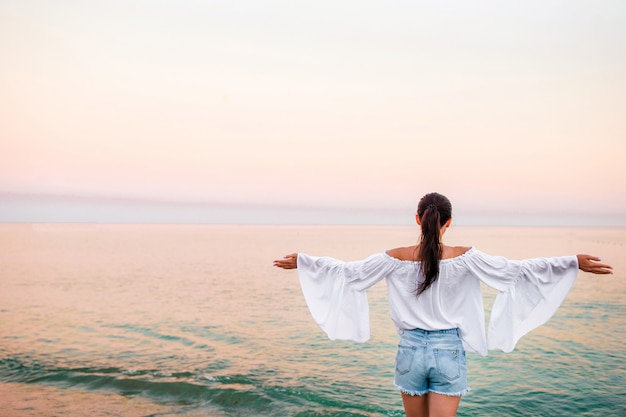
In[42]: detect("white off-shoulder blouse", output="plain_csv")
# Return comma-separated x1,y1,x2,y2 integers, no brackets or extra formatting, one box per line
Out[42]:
297,248,579,356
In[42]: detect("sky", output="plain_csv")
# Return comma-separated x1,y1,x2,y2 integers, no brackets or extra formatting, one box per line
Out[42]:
1,0,625,225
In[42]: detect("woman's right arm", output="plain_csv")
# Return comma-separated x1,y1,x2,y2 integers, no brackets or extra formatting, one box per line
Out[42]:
468,250,613,352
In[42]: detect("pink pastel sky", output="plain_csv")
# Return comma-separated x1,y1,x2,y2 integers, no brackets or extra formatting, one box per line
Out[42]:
1,1,625,225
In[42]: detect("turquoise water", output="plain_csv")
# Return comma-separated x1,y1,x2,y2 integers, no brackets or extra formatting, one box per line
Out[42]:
0,225,624,416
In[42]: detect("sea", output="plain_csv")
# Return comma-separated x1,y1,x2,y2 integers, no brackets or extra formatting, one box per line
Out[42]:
0,224,624,417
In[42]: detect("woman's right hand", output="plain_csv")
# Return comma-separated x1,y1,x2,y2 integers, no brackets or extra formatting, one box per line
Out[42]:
577,254,613,274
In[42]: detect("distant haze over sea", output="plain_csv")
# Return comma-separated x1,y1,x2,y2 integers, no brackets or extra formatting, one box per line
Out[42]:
1,193,624,226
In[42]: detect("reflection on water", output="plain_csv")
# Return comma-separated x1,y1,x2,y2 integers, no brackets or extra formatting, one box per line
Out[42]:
0,224,624,416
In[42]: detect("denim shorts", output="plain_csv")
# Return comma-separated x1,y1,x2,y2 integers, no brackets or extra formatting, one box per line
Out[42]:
394,328,469,397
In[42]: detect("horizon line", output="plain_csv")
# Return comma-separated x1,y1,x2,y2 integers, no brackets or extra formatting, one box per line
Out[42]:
2,191,625,227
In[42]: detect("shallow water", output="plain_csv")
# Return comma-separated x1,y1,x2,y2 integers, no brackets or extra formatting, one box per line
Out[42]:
0,224,624,416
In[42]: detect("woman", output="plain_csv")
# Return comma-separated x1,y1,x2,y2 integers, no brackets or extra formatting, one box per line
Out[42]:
273,192,613,417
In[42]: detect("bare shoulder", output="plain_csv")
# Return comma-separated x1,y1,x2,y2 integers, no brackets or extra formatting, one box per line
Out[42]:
385,246,418,261
451,246,472,258
386,245,472,261
455,245,472,255
443,245,472,259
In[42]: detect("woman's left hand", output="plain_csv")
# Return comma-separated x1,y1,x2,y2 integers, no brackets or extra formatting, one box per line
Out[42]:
273,253,298,269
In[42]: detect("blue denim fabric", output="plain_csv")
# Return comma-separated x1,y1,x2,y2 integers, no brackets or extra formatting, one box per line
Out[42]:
394,328,469,397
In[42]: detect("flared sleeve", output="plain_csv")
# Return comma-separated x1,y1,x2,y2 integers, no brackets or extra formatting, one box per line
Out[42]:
464,250,579,352
296,253,393,343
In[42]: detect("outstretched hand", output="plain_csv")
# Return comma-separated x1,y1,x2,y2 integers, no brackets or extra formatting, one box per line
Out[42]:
577,254,613,274
273,253,298,269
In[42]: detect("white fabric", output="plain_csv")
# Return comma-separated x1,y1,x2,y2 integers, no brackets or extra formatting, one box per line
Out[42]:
297,248,578,356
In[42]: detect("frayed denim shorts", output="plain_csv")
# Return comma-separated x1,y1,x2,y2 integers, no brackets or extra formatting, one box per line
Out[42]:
394,328,469,397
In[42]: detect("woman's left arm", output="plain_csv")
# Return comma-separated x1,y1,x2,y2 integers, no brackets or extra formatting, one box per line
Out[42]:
272,252,393,343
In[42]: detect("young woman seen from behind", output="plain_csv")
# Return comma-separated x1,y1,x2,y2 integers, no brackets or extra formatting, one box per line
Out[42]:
273,192,613,417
